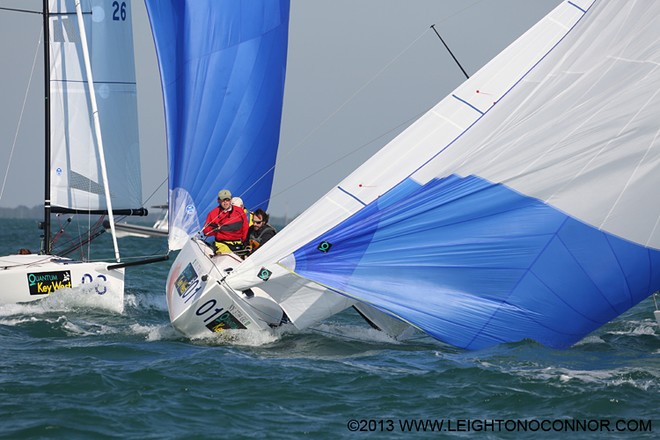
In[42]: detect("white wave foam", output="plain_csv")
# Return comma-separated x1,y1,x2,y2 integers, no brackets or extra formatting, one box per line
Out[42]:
606,320,657,336
61,318,121,336
533,366,658,391
0,284,124,317
124,292,168,311
191,326,282,346
180,320,408,348
130,323,179,341
0,314,65,327
574,335,606,346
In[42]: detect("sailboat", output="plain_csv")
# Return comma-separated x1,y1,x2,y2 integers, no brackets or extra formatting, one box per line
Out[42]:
156,0,660,349
105,205,169,239
0,0,153,305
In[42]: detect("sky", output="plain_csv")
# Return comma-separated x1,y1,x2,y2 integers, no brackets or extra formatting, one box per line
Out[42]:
0,0,563,218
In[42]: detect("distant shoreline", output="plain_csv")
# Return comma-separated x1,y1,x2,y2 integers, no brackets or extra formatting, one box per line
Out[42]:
0,205,42,219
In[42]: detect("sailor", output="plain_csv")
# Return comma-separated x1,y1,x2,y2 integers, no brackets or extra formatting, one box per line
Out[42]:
202,189,248,254
247,208,277,255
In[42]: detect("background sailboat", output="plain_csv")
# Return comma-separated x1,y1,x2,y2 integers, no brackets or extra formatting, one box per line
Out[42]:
0,0,147,305
105,205,169,239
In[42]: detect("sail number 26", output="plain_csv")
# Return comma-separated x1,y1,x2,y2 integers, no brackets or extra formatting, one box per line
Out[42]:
112,1,127,21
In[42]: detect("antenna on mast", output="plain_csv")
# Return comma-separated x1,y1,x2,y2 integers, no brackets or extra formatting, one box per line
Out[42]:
430,24,470,80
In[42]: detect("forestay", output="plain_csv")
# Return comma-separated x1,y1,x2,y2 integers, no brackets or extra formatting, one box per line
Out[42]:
49,0,141,212
144,0,290,250
229,0,660,348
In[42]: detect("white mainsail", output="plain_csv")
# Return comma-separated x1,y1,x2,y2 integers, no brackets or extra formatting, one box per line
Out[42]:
49,0,141,212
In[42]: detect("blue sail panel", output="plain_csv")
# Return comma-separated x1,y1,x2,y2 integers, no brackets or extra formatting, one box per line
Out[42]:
144,0,290,249
288,176,660,349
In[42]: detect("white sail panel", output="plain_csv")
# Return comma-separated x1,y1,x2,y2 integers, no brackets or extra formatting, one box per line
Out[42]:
412,0,660,248
227,0,593,328
49,0,141,211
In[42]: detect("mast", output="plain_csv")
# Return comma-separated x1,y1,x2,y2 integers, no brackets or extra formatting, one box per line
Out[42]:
42,0,51,255
74,0,122,263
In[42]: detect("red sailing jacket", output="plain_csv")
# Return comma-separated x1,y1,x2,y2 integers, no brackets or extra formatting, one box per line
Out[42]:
202,205,248,242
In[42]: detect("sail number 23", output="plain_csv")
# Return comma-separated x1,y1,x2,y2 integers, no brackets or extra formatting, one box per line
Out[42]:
112,1,127,21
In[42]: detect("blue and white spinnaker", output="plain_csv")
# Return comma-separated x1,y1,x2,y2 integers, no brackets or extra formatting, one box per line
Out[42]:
228,0,660,349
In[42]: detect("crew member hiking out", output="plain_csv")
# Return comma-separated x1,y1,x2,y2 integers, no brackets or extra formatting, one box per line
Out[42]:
202,189,248,254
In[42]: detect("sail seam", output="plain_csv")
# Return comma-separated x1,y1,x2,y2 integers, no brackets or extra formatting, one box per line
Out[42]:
600,109,660,232
464,217,571,348
555,232,622,314
602,234,634,308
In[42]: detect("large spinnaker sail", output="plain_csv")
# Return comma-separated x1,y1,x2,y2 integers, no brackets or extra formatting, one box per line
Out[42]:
49,0,142,212
227,0,600,332
229,0,660,349
144,0,290,250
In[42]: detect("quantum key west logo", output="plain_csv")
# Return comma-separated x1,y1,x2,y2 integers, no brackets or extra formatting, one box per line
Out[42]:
27,271,72,295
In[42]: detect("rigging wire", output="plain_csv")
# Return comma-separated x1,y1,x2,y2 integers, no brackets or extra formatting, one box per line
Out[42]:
239,28,430,201
0,27,42,202
254,107,431,209
0,7,41,14
142,177,168,208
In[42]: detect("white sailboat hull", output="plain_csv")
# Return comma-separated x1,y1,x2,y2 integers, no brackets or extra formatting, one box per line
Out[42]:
0,254,124,305
166,238,284,338
165,238,417,340
0,2,142,307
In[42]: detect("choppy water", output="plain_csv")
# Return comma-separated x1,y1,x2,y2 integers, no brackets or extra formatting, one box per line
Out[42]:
1,218,658,439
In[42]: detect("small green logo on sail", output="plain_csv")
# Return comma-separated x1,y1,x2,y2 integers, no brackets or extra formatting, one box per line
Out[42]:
317,241,332,253
258,267,272,281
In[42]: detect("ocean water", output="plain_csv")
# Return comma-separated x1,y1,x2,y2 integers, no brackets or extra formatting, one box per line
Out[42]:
0,218,658,439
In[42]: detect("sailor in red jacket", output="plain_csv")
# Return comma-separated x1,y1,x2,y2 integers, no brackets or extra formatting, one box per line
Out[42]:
202,189,248,254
